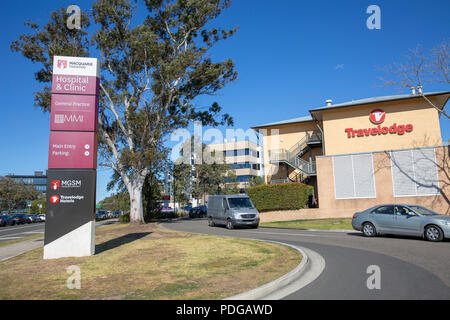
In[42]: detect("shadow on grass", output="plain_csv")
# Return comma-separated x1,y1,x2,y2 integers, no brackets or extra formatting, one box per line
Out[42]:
96,232,152,254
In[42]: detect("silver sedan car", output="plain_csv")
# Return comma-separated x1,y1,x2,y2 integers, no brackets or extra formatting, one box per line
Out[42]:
352,204,450,242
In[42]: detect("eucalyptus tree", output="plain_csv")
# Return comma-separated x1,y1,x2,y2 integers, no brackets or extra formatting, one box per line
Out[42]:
11,0,237,223
379,41,449,118
0,177,40,214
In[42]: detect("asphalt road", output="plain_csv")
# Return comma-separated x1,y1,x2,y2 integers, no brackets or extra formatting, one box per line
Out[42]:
0,223,45,243
162,218,450,300
0,219,118,244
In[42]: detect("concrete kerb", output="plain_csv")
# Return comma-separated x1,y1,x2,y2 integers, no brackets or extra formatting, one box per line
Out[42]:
157,223,326,300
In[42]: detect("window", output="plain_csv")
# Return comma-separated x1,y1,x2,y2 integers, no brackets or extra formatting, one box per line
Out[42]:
33,178,47,185
394,205,412,216
391,148,440,197
235,175,251,182
333,153,376,199
229,163,254,170
222,199,228,209
372,206,394,215
225,150,234,157
228,198,254,209
409,205,439,216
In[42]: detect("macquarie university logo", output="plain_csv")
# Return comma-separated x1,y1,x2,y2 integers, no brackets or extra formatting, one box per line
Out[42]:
57,60,68,69
369,109,386,124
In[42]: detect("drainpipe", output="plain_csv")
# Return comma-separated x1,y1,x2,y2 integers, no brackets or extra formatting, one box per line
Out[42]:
314,119,325,155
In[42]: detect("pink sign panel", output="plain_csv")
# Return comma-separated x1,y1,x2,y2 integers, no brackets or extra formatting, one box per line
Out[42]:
50,95,98,131
51,74,99,95
48,131,97,169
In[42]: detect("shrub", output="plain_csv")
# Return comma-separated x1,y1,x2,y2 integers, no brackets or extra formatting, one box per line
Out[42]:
119,213,130,223
247,183,313,212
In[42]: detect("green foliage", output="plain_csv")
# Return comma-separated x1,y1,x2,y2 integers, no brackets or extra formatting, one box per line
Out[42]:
119,213,131,223
0,177,41,214
100,192,130,212
247,183,313,212
29,197,46,214
249,176,265,187
143,174,163,221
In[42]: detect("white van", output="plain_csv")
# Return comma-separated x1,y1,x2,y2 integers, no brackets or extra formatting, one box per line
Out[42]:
207,195,260,229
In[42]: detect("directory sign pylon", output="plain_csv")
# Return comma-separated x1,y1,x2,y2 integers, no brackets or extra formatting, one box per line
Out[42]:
44,56,100,260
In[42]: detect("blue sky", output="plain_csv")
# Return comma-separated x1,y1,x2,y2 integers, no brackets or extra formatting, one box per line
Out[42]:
0,0,449,201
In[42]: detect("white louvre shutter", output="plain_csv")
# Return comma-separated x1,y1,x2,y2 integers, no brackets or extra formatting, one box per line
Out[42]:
333,155,355,199
391,148,440,197
353,154,376,198
391,150,417,196
412,149,440,196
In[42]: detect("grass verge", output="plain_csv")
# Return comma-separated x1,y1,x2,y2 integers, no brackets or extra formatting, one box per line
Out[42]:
0,223,300,300
261,218,353,230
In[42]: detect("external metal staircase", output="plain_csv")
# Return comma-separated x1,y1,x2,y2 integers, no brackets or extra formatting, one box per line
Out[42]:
269,131,322,183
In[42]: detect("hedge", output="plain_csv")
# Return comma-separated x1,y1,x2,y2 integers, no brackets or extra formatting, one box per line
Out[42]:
247,183,313,212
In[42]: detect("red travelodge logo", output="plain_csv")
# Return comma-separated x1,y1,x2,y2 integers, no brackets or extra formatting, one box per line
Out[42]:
50,195,60,204
345,109,414,138
369,109,386,124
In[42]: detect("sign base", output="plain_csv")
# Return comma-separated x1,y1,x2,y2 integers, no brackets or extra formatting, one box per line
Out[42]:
44,221,95,259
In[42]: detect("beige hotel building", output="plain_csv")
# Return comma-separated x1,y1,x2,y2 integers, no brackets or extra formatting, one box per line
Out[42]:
252,90,450,216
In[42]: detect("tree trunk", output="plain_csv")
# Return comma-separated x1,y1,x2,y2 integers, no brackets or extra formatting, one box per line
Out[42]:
129,183,145,224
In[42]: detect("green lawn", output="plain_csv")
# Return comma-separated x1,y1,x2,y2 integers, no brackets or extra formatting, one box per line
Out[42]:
261,218,353,230
0,223,301,300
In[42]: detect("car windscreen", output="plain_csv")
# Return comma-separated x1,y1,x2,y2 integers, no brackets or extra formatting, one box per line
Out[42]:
409,206,439,216
227,198,254,209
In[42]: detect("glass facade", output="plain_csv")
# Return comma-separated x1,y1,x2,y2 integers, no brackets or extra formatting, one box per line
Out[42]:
7,172,47,195
223,148,259,158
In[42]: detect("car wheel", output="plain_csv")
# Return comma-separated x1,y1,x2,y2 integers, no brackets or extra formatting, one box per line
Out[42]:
208,217,215,227
362,222,377,237
424,225,443,242
226,219,234,230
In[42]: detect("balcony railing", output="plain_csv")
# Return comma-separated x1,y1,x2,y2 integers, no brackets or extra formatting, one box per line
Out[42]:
306,131,322,144
269,149,316,175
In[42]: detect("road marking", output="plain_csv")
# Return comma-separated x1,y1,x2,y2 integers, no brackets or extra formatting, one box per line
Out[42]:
0,237,23,240
23,232,44,234
240,230,319,237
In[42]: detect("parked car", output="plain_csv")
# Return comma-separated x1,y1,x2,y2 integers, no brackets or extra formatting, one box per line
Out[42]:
27,214,41,223
198,205,207,217
32,214,44,223
38,214,46,222
0,215,15,227
352,204,450,242
12,214,29,225
112,211,123,218
207,195,260,229
189,206,207,219
189,207,199,218
95,210,108,221
161,207,174,214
